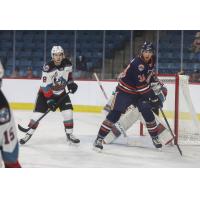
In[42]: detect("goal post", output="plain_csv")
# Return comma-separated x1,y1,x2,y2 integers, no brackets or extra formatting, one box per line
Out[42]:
140,74,200,145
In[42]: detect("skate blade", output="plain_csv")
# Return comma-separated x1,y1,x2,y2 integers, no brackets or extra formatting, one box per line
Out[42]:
93,146,102,153
156,147,162,152
66,140,80,146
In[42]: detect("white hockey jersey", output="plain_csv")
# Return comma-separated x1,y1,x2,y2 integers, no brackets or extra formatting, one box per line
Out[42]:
0,92,19,167
40,58,73,98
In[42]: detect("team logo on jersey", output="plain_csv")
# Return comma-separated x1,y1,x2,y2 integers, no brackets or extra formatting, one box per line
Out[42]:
138,74,146,82
138,64,145,71
52,72,58,79
43,65,50,72
0,107,10,123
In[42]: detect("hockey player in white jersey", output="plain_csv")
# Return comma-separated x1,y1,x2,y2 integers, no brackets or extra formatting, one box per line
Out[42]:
0,63,21,168
19,46,80,145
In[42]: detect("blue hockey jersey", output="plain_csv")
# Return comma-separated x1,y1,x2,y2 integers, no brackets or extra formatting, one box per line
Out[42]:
117,56,156,98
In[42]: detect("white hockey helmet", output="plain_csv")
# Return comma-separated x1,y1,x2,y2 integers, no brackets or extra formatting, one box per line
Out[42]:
51,46,64,58
0,61,4,79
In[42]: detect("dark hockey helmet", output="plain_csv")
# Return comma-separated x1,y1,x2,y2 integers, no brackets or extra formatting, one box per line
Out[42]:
141,41,155,53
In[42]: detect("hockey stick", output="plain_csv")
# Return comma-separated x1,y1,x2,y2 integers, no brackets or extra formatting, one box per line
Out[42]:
159,107,183,156
93,72,127,137
18,92,70,133
93,73,109,100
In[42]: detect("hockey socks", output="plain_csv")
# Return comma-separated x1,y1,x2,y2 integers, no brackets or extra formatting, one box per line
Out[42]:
63,119,73,130
146,120,162,148
94,120,113,150
99,120,113,138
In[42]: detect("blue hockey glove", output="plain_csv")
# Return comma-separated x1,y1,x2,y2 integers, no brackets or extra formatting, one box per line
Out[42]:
149,96,163,109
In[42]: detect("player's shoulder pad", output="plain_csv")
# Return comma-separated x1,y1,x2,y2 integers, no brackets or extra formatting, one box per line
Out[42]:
42,61,55,72
130,57,141,67
0,107,11,125
61,58,72,72
61,58,72,67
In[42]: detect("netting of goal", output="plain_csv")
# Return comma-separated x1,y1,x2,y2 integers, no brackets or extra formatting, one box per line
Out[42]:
142,75,200,145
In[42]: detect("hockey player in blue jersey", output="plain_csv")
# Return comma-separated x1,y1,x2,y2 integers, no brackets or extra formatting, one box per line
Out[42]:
93,41,163,150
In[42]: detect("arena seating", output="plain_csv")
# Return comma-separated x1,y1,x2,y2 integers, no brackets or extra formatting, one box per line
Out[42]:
0,30,129,77
158,30,200,74
0,30,199,78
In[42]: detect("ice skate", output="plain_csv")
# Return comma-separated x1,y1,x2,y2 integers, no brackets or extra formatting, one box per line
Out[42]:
152,135,162,149
66,133,80,144
93,137,103,152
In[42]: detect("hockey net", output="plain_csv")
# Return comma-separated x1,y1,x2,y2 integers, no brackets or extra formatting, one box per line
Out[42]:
141,75,200,145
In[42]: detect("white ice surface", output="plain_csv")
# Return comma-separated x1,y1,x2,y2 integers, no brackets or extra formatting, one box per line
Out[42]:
14,110,200,168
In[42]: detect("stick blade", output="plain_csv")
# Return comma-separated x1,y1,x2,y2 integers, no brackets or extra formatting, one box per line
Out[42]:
18,124,30,133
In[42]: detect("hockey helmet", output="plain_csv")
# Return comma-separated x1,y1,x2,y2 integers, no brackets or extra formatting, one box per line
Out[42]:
51,46,64,58
141,41,155,53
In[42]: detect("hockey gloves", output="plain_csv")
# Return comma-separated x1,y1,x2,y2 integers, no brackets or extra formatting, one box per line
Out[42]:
47,99,57,112
68,82,78,94
149,96,163,109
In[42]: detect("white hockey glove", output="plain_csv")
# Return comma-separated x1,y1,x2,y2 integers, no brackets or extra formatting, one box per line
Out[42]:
151,82,167,103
